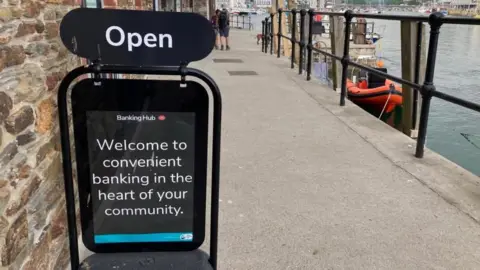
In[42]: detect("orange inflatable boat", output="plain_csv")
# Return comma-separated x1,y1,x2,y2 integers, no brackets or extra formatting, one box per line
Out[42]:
346,68,403,114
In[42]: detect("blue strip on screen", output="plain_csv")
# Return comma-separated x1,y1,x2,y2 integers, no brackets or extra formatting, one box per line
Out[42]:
94,232,194,243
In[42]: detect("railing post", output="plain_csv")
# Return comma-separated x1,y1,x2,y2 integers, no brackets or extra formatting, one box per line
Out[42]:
340,10,353,106
412,21,423,129
306,9,314,81
415,12,443,158
291,9,297,69
299,9,306,74
277,9,282,58
270,13,274,55
264,17,269,54
269,22,273,53
262,20,266,52
242,15,245,29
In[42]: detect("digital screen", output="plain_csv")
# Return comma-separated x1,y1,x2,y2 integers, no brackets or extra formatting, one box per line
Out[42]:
86,111,195,244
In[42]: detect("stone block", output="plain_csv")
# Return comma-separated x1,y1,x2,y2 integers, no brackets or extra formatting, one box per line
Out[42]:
1,211,28,266
21,229,51,270
36,98,55,134
45,71,63,91
0,216,8,231
15,131,36,146
0,21,18,36
0,184,11,214
15,21,37,38
0,142,18,167
22,1,42,18
11,7,23,19
0,45,27,71
0,92,13,124
0,154,27,186
42,154,61,183
0,36,12,45
4,106,34,135
0,8,13,23
4,176,40,217
43,9,56,21
25,42,50,57
54,7,70,19
44,22,58,39
2,63,46,104
49,204,66,240
36,133,60,164
26,177,63,232
47,229,66,270
51,240,69,270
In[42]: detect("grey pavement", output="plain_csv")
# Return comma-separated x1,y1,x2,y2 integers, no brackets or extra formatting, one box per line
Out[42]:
190,30,480,270
79,30,480,269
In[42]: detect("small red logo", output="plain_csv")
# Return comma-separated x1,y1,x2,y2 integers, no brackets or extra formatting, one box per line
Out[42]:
158,115,166,121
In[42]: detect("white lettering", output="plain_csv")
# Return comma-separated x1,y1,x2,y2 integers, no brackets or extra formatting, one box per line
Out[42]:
104,26,173,51
103,206,183,216
144,33,157,48
127,32,142,52
95,139,168,151
158,34,173,48
105,26,125,46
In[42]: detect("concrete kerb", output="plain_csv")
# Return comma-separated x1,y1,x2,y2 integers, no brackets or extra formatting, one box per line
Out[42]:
270,53,480,224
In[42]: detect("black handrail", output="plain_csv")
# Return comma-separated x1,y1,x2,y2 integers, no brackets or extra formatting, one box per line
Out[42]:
261,9,480,159
229,14,253,30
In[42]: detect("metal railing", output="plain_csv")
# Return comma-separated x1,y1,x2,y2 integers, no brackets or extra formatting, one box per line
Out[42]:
229,14,253,30
261,9,480,158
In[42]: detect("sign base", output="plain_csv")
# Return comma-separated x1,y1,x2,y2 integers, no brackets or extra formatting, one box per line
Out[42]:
79,250,213,269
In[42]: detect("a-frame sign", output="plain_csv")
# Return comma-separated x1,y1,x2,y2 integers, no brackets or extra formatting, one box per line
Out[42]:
58,8,221,270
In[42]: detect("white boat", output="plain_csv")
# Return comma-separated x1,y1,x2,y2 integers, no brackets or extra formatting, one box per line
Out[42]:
418,6,430,13
366,33,382,43
256,9,266,15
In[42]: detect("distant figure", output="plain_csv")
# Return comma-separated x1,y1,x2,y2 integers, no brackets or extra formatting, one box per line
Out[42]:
211,9,220,49
218,5,230,51
256,33,263,45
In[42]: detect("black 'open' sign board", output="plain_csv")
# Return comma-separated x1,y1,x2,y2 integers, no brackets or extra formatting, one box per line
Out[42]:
60,9,215,66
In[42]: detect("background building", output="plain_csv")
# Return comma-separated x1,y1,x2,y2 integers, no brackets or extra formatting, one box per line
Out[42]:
216,0,232,7
255,0,273,7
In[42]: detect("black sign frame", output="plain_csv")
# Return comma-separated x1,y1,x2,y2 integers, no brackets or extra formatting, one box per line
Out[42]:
71,78,209,253
58,65,222,270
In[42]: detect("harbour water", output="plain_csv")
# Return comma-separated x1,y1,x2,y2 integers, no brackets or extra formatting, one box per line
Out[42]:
371,14,480,176
250,13,480,176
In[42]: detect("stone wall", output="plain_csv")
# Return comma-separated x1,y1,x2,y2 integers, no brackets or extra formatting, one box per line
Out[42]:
193,0,207,17
0,0,80,269
0,0,209,269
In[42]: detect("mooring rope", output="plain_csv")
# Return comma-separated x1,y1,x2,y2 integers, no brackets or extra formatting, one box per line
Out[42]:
461,133,480,150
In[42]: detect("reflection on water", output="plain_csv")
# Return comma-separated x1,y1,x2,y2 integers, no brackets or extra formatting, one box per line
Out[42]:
252,14,480,175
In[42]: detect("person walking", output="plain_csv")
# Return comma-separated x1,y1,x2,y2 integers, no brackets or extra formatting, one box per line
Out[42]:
211,9,220,50
218,5,230,50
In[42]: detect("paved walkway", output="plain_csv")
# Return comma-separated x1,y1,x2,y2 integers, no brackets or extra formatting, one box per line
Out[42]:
189,30,480,269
